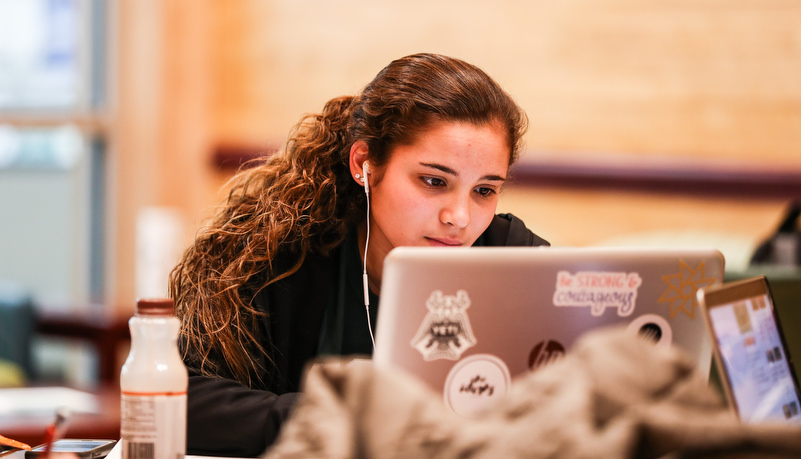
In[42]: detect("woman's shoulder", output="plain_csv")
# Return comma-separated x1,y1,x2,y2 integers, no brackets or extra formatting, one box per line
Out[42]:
479,213,550,247
249,237,350,305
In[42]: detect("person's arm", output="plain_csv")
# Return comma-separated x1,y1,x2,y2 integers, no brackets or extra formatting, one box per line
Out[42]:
186,373,298,457
181,251,336,457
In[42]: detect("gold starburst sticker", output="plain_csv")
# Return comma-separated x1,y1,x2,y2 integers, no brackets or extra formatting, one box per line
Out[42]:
658,260,717,319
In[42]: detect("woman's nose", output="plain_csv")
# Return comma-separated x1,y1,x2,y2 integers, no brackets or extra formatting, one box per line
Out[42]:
440,195,470,228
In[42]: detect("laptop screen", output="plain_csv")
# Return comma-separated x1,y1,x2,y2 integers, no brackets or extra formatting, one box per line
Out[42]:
706,288,801,424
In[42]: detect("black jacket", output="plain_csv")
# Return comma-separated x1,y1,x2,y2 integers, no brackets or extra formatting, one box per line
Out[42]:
184,213,549,457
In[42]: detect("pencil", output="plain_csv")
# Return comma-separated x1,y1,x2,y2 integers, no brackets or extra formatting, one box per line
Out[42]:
0,434,31,451
41,407,71,459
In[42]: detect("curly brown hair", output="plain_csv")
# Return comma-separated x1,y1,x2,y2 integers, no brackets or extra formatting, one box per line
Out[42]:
169,53,528,387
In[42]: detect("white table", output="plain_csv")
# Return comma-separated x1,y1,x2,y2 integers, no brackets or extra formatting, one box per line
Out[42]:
104,440,253,459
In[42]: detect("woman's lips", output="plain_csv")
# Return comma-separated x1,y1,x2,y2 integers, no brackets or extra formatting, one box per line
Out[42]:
425,237,463,247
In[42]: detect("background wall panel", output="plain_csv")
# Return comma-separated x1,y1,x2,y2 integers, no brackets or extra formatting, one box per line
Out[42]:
110,0,801,306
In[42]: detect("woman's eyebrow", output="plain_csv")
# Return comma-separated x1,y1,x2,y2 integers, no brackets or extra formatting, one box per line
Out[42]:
420,162,507,182
483,174,507,182
420,162,457,176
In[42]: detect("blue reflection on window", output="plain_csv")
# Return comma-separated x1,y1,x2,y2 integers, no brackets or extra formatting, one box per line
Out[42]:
0,125,83,169
0,0,80,109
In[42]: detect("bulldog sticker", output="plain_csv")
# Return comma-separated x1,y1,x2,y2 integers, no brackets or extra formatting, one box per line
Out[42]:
411,290,477,361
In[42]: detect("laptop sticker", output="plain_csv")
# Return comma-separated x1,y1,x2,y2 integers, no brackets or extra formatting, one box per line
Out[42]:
553,271,643,317
528,339,566,371
658,260,717,319
627,314,672,349
411,290,477,361
444,354,511,417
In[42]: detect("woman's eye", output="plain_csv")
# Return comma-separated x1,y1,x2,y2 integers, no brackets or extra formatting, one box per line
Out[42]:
475,187,496,197
422,176,446,188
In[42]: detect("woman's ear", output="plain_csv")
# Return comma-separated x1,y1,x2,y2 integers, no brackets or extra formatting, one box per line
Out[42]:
349,141,369,186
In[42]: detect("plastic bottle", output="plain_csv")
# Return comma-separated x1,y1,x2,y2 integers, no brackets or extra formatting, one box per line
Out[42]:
120,298,187,459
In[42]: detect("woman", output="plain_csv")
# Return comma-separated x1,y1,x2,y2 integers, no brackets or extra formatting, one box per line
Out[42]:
169,53,549,456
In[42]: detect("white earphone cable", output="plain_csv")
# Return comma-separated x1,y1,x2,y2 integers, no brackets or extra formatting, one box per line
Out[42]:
362,171,376,350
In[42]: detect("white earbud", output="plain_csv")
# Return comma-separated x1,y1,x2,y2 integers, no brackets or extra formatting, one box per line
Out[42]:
362,162,370,193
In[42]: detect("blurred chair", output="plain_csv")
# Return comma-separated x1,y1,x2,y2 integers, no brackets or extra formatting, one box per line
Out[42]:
0,279,131,387
0,280,36,385
0,284,128,445
34,306,131,385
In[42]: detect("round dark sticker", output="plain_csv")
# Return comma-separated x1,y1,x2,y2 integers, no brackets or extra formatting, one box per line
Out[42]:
528,340,566,371
627,314,672,349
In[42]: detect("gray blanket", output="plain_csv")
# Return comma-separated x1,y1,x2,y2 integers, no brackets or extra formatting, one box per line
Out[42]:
263,328,801,458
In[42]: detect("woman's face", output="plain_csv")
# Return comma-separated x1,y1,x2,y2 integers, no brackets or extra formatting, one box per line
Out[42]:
366,120,510,270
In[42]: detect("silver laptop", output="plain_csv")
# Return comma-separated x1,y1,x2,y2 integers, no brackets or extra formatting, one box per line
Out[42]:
374,246,725,416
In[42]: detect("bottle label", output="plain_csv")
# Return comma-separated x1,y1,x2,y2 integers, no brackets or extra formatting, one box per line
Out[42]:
121,392,187,459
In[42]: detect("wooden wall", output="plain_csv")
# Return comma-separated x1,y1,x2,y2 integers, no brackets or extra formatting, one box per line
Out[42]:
211,1,801,166
110,0,801,308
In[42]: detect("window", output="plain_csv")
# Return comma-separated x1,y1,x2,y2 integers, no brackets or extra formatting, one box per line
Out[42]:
0,0,109,385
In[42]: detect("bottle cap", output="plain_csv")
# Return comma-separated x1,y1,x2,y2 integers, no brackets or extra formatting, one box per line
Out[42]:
136,298,176,316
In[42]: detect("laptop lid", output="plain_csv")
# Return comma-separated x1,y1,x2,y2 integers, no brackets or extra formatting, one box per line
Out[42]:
698,276,801,424
374,246,725,416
